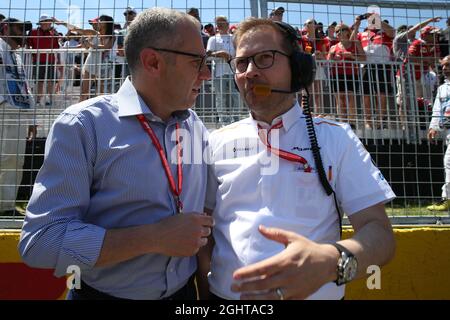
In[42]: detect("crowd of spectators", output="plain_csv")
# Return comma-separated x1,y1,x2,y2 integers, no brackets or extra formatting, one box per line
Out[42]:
0,7,449,123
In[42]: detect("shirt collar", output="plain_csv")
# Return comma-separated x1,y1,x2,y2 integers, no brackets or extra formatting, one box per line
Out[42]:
252,101,303,132
116,77,190,123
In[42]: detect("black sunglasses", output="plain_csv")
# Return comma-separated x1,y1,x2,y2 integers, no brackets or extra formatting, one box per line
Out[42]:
147,47,207,72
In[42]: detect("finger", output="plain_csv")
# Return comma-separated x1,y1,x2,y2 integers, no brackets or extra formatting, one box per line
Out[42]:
232,251,286,281
195,213,215,227
231,271,286,293
240,286,292,300
201,226,211,237
198,237,208,247
258,225,296,246
199,215,215,227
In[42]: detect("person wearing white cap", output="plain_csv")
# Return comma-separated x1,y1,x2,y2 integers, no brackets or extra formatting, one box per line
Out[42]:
115,7,138,79
27,14,59,106
123,7,137,29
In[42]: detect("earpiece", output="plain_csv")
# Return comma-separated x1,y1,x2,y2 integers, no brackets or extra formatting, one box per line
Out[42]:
273,21,315,92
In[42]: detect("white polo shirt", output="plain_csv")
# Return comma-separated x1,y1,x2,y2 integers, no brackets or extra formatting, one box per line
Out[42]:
205,102,395,300
206,34,235,78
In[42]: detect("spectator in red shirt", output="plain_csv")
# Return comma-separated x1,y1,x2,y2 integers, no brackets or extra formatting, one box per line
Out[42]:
27,14,60,106
324,21,339,53
394,18,441,129
327,23,366,128
357,14,395,129
407,26,441,104
302,18,327,115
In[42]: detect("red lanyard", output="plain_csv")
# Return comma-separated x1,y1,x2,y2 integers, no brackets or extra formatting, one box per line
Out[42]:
136,115,183,213
257,120,312,172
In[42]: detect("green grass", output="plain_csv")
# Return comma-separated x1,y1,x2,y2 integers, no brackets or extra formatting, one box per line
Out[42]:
386,205,450,216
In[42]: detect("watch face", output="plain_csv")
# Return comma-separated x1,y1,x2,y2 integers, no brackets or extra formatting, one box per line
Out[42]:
343,257,358,281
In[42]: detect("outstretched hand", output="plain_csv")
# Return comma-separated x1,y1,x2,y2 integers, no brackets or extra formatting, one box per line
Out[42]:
231,225,339,300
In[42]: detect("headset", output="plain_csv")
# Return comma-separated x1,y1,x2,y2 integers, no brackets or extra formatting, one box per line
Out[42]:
233,20,343,236
231,21,315,93
272,21,315,92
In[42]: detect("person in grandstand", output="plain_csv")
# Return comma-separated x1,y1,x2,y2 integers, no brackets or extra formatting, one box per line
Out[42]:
427,55,450,211
56,15,118,101
357,13,395,129
206,15,240,124
324,21,339,53
115,7,138,79
27,14,60,106
394,17,441,128
269,7,285,23
327,22,366,128
301,18,327,115
0,18,35,215
197,18,396,300
406,26,441,106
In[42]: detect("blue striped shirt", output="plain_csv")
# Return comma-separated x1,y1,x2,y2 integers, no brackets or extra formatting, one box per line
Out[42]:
18,78,209,299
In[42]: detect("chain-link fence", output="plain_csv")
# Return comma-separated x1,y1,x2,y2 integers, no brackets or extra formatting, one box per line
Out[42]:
1,1,450,227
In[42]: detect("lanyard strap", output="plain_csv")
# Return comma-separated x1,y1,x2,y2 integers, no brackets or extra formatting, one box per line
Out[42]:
257,120,312,172
136,114,183,213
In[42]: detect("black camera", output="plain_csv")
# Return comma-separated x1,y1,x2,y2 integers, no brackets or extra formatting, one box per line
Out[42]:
358,13,371,20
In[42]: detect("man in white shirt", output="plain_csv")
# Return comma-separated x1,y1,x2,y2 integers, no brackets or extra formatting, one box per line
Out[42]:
427,55,450,211
0,18,35,214
198,18,396,300
206,16,239,124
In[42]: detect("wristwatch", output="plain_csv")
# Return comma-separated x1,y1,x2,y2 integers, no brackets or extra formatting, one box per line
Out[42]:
332,243,358,286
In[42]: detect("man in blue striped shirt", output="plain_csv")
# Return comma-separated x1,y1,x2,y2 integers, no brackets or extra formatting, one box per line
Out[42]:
19,8,213,300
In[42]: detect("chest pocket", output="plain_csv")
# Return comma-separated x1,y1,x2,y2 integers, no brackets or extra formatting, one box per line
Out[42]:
294,172,327,220
260,170,325,220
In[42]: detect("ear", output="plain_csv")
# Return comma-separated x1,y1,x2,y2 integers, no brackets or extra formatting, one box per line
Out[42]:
139,48,164,76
